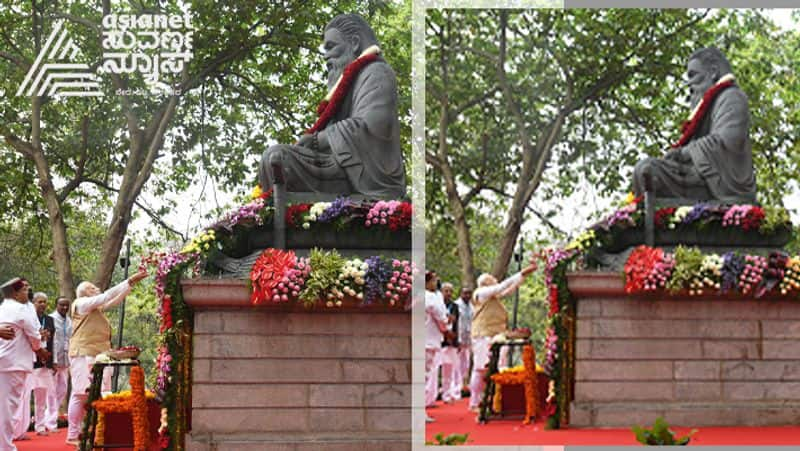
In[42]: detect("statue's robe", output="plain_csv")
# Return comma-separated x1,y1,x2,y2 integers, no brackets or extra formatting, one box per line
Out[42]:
634,85,756,203
259,58,406,199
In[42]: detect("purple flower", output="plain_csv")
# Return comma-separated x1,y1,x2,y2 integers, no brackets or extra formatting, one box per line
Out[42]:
364,256,392,305
318,197,353,223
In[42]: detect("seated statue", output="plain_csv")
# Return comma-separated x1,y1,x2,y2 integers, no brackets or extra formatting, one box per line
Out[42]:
633,47,757,204
258,13,406,199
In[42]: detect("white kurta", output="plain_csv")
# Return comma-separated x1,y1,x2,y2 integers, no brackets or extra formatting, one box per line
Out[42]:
0,299,43,449
67,280,129,441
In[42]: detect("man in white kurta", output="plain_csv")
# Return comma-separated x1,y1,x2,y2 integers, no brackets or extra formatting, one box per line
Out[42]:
454,287,473,395
47,296,71,433
66,270,147,445
0,278,50,451
28,293,55,436
468,264,536,412
424,272,450,412
438,283,461,403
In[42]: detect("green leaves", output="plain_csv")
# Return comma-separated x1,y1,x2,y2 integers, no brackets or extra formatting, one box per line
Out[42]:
632,417,697,446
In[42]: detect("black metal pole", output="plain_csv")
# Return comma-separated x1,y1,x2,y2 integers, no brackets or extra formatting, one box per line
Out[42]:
512,238,523,330
112,239,131,391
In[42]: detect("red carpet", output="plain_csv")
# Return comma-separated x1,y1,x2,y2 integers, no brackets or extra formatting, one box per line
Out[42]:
426,399,800,446
14,428,73,450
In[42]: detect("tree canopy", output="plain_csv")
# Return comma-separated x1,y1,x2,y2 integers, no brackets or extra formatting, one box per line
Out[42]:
426,9,800,289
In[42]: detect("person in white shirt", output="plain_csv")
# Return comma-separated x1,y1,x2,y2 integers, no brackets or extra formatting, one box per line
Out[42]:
424,271,450,417
454,287,473,397
47,296,71,433
26,293,56,436
468,264,535,412
0,278,50,451
65,270,147,446
439,282,461,404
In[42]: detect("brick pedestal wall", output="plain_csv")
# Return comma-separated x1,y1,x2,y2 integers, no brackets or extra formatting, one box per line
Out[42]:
182,279,411,450
568,272,800,428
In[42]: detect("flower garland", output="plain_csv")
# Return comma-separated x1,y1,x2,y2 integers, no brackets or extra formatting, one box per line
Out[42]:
673,74,735,148
91,367,151,451
307,48,381,134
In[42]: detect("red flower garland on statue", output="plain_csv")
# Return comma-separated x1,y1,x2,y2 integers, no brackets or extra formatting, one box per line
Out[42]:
250,248,297,305
306,53,381,134
672,78,735,148
624,245,664,293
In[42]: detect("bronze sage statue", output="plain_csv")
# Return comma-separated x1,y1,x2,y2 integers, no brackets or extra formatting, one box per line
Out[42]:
633,47,756,204
258,13,406,199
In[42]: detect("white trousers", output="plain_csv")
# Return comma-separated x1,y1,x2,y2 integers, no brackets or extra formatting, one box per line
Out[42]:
439,347,461,402
457,346,471,385
469,337,508,409
0,371,26,451
30,368,54,433
46,367,69,431
424,348,441,407
67,356,111,440
12,375,32,439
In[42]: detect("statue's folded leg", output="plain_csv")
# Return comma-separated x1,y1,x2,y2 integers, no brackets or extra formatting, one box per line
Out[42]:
633,156,712,200
259,144,353,194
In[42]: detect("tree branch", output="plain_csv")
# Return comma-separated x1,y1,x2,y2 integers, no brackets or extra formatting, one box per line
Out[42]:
483,185,566,237
0,51,29,71
83,178,186,241
57,116,90,203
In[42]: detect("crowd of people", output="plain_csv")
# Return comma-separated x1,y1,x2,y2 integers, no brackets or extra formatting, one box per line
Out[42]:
425,264,536,422
0,270,147,451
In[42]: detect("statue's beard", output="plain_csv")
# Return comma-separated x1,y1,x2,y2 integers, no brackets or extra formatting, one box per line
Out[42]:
689,90,703,109
326,55,355,90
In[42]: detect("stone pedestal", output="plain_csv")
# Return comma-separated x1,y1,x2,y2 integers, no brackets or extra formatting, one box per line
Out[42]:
568,271,800,428
182,279,411,451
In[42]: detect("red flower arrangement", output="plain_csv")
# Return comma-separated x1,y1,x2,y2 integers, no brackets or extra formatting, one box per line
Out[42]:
388,202,412,231
624,245,664,293
286,204,310,228
548,285,559,317
159,295,173,334
250,248,297,305
654,207,676,228
741,206,765,231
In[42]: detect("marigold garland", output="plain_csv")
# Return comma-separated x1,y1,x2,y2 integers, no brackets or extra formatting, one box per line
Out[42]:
488,344,538,424
91,367,150,451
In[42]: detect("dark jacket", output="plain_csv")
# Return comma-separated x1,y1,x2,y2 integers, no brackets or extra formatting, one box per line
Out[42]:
33,314,55,369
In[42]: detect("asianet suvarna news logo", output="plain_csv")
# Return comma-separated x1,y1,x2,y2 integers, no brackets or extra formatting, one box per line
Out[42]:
16,13,194,98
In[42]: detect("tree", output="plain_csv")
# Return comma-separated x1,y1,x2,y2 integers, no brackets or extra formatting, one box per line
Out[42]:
1,0,410,296
426,9,800,288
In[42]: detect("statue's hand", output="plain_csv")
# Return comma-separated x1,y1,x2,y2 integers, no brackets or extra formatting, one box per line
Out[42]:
295,133,315,149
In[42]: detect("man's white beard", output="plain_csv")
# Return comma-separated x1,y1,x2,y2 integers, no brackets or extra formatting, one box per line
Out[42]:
326,56,354,91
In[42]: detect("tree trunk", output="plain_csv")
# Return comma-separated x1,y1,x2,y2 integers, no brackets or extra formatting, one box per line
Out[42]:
8,98,76,297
